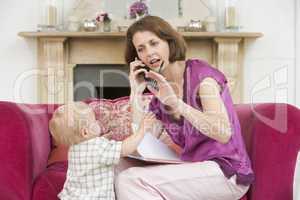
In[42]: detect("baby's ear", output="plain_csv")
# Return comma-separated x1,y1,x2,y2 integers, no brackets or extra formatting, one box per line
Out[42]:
80,127,89,138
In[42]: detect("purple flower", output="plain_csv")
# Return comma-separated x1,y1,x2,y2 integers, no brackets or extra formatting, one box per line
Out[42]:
96,12,111,23
129,0,148,19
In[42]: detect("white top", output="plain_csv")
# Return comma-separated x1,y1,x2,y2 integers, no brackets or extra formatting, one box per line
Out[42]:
58,137,122,200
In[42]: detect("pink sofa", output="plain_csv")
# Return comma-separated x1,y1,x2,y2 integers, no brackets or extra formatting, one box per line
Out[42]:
0,100,299,200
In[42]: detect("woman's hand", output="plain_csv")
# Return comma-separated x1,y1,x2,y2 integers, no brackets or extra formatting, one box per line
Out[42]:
121,112,156,156
145,70,180,110
129,58,148,94
139,112,157,134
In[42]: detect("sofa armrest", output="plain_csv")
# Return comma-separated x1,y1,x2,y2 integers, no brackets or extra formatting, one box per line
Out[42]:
0,101,54,200
249,103,300,200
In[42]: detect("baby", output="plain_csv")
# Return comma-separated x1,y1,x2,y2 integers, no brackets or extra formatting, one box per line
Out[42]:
49,101,155,200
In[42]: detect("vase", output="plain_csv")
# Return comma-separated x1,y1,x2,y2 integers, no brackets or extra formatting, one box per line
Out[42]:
103,21,111,32
135,13,146,21
67,16,80,32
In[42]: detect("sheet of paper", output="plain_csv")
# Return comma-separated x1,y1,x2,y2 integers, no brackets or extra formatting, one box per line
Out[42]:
136,132,181,162
127,154,183,164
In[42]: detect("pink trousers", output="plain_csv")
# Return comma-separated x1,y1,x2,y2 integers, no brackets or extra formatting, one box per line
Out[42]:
115,158,249,200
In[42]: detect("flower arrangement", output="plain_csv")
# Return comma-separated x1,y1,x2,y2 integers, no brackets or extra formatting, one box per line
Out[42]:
129,0,149,19
96,12,111,23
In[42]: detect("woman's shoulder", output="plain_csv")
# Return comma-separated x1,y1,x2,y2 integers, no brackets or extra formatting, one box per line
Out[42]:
185,59,227,83
186,59,218,72
186,58,210,66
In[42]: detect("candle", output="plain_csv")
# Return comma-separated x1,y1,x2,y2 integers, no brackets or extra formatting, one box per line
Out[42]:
225,6,237,29
47,5,57,26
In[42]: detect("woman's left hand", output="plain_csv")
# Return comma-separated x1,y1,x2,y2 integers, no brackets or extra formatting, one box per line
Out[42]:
145,71,180,109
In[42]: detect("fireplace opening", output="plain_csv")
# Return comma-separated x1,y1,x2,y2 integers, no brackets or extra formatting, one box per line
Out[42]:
74,64,131,100
94,86,130,100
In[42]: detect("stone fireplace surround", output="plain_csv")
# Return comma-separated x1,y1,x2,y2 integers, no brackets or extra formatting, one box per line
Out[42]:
19,31,262,104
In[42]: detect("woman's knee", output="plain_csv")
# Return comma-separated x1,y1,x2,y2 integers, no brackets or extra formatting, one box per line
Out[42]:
116,167,144,186
115,167,149,200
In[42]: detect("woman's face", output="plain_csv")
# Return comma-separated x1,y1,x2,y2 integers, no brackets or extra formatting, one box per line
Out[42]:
132,31,170,72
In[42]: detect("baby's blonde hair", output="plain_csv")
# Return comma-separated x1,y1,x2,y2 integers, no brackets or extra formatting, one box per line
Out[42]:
49,102,95,146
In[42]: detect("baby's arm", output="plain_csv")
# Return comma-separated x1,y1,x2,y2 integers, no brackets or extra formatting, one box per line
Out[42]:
121,112,156,156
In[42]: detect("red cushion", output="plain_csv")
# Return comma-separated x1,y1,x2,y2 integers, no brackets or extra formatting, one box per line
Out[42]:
89,96,133,137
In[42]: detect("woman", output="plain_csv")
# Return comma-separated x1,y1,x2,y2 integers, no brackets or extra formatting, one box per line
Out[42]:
115,16,254,200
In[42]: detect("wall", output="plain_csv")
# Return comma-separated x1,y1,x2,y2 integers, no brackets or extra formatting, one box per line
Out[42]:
241,0,296,106
0,0,297,106
63,0,178,22
0,0,38,103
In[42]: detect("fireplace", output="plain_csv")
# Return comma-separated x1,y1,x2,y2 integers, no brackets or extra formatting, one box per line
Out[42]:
73,64,130,100
18,31,263,104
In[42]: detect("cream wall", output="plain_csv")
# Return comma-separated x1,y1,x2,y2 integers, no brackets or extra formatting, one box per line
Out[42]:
241,0,296,106
0,0,38,103
0,0,298,107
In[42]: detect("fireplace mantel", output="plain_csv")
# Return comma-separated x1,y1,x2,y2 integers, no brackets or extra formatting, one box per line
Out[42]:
19,31,262,104
19,31,262,38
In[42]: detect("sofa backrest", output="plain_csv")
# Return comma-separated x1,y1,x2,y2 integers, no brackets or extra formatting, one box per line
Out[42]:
235,104,256,157
19,103,59,179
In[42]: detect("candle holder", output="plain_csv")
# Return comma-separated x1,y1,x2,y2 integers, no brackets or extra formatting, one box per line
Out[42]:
83,19,97,32
37,0,64,31
224,0,240,31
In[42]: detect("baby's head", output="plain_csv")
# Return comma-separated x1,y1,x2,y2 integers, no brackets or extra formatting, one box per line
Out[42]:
49,102,100,146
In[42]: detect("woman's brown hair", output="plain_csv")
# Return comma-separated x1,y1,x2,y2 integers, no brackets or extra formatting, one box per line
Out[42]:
125,15,187,66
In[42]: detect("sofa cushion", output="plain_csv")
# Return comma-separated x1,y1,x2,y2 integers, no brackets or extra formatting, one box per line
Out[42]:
89,96,132,138
90,94,154,137
47,145,69,166
32,162,67,200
